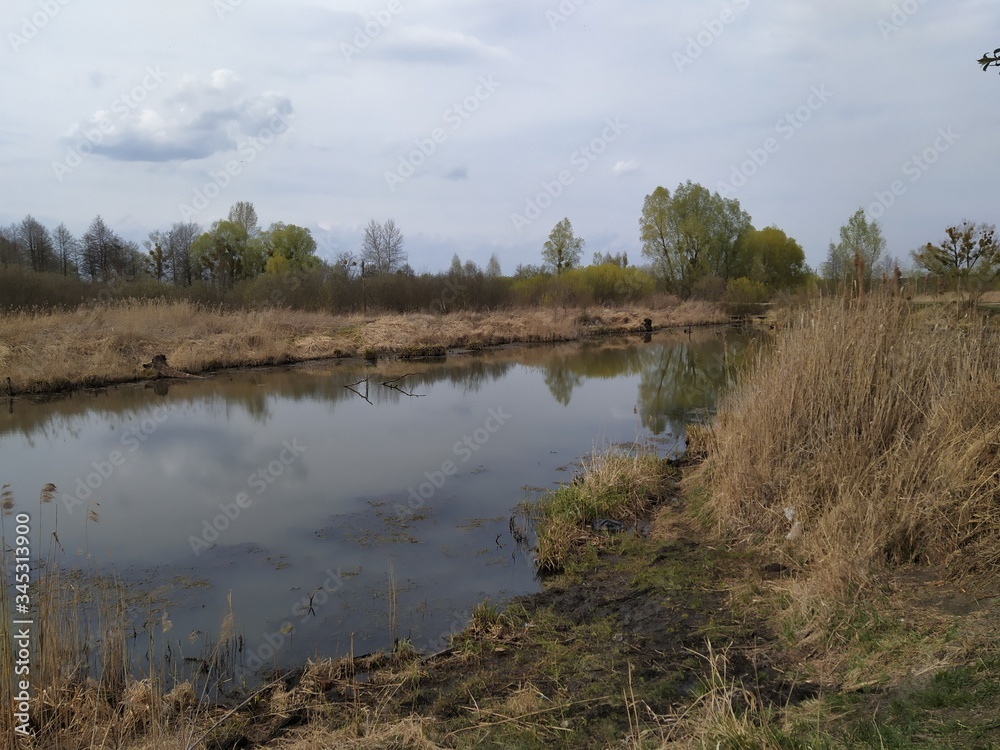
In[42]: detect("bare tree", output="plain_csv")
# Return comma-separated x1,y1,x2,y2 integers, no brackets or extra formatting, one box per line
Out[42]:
18,215,55,273
335,250,360,280
82,215,126,282
53,223,79,276
145,229,169,281
228,201,260,237
168,222,199,285
0,225,21,267
360,219,406,275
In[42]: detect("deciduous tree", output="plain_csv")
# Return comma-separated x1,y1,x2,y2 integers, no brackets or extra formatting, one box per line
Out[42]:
486,253,502,278
822,208,885,288
146,241,167,281
228,201,260,237
360,219,406,275
191,220,265,289
741,226,806,291
542,218,584,275
263,223,320,274
639,182,751,297
0,225,22,267
82,215,126,282
53,223,79,276
912,221,999,303
18,215,55,273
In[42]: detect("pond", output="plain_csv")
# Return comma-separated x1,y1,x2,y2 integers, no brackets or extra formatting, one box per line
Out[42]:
0,328,754,683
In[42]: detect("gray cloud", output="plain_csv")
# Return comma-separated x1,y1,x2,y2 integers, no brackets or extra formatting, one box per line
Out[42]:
64,69,293,163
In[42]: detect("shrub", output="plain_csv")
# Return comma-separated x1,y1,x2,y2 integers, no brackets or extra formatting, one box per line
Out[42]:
691,275,727,301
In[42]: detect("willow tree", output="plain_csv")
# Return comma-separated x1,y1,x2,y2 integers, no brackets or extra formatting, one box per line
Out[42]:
639,181,751,297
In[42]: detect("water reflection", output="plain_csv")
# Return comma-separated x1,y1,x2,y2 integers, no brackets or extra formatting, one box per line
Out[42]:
0,330,752,443
0,328,754,679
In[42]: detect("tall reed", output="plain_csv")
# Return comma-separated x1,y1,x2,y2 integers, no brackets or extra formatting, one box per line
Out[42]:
691,297,1000,631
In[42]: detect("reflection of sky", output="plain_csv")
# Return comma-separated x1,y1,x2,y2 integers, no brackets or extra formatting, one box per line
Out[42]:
0,333,746,672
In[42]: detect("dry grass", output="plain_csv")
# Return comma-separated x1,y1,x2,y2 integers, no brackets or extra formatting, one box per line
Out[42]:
689,296,1000,636
653,641,786,749
0,298,727,394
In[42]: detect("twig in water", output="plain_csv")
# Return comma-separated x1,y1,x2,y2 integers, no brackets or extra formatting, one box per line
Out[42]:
344,377,373,405
380,373,425,398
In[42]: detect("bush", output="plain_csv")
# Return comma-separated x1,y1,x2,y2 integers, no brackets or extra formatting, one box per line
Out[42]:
691,275,727,301
511,265,655,307
723,277,770,315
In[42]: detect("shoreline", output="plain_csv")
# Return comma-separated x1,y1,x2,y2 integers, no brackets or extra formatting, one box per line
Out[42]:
0,298,730,396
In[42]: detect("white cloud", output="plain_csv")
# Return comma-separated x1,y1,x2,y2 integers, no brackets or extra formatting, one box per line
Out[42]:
612,160,639,177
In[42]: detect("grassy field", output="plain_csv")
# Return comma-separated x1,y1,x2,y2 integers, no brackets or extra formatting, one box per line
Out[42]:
2,295,998,747
0,298,727,395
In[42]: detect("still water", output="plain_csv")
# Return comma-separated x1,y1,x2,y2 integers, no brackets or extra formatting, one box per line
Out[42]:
0,329,752,678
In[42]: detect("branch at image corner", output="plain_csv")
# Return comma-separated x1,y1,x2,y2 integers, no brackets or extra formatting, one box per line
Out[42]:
978,48,1000,72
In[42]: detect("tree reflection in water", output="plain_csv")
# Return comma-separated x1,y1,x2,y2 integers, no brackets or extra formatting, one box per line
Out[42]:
529,330,756,435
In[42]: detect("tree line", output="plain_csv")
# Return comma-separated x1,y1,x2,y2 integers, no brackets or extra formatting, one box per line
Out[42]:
0,202,405,291
2,186,996,312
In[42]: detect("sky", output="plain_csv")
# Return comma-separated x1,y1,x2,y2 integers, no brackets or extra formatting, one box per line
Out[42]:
2,0,999,275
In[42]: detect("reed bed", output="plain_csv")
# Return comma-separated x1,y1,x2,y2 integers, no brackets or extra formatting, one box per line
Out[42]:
0,298,726,395
690,296,1000,632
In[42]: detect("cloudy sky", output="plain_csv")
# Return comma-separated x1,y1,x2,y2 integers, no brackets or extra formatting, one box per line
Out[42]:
2,0,998,274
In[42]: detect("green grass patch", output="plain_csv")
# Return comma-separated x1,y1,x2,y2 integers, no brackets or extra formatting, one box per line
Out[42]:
522,450,674,573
